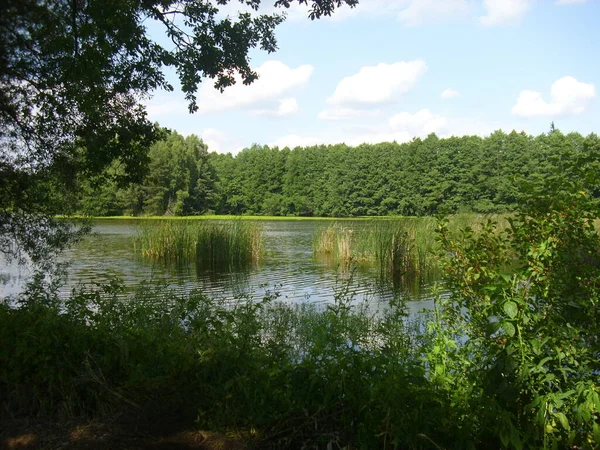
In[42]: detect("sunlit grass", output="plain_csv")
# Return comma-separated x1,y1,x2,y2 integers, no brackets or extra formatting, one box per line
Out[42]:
134,220,263,270
314,214,511,292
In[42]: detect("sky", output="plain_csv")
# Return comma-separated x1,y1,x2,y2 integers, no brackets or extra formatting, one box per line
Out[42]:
143,0,600,154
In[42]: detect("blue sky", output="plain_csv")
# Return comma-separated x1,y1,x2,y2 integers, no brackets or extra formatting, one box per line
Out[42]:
144,0,599,154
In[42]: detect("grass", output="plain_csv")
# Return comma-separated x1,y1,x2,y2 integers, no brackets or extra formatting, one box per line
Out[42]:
314,214,511,292
134,220,263,270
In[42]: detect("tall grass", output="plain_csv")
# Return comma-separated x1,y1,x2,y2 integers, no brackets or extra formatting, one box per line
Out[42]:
134,220,263,270
313,214,511,292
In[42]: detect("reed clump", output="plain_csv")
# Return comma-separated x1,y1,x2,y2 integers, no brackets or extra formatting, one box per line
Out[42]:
134,220,263,270
313,220,438,291
314,215,510,292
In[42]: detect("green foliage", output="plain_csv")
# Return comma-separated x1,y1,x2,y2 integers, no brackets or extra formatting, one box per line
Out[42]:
0,277,434,448
76,131,600,221
143,132,218,216
430,141,600,449
313,217,504,293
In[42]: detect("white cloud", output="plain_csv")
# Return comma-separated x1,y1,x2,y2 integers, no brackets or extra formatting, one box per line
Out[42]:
479,0,533,26
196,60,313,114
441,88,461,99
143,95,188,118
388,109,449,136
397,0,471,26
326,60,427,108
271,108,530,151
317,107,381,121
317,0,471,24
252,98,299,117
201,128,245,154
271,134,329,149
555,0,587,4
215,2,311,21
512,76,596,117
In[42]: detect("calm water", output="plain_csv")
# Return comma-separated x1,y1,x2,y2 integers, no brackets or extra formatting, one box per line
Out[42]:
0,220,435,313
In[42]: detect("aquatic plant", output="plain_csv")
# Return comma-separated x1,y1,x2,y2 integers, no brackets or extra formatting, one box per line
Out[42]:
313,215,512,293
134,220,263,270
313,219,439,291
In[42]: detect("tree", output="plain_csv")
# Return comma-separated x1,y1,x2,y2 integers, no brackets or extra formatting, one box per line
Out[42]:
143,131,216,215
0,0,358,263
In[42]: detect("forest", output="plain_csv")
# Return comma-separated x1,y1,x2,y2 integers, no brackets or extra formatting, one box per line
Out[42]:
76,127,600,218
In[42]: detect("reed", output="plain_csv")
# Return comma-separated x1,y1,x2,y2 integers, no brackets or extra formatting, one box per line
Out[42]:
134,220,263,270
313,215,509,292
313,223,359,269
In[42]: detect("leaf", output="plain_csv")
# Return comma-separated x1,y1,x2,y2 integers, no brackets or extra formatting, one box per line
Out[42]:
486,320,502,336
503,301,518,319
555,412,570,432
593,423,600,446
510,425,523,450
502,321,516,337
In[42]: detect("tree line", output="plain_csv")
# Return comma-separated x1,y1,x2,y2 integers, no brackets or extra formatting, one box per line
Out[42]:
74,128,599,217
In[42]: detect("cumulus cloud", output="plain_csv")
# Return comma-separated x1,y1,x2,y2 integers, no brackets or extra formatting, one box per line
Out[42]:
144,97,187,117
441,88,460,99
317,107,381,121
326,60,427,108
272,109,526,150
252,98,299,117
479,0,533,26
512,76,596,117
196,60,313,114
270,134,330,149
315,0,471,24
201,128,245,154
217,0,551,26
215,2,311,21
388,109,449,136
397,0,471,25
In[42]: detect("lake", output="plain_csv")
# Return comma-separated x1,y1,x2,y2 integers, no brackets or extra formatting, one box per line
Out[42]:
0,219,436,314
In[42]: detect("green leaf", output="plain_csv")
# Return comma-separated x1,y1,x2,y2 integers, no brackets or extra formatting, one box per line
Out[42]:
486,320,502,336
502,321,516,337
503,301,518,318
593,423,600,446
555,412,570,432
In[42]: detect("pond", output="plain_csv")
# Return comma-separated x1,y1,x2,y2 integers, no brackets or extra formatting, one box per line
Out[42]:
0,219,437,313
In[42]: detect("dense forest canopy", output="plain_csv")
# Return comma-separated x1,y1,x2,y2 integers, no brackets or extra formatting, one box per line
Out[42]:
75,127,600,217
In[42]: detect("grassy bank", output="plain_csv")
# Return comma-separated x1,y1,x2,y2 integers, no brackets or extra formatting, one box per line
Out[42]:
68,214,418,221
